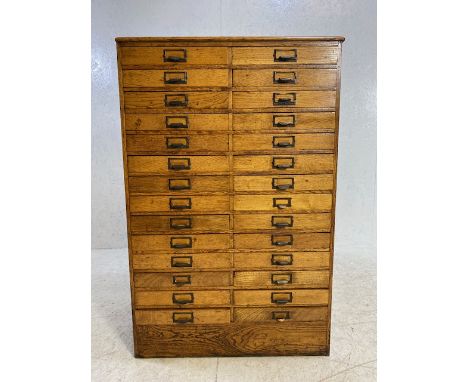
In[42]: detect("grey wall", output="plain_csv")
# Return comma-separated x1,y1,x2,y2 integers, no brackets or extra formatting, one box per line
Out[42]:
92,0,376,249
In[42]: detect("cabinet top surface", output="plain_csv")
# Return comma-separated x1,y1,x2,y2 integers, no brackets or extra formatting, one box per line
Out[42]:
115,36,345,42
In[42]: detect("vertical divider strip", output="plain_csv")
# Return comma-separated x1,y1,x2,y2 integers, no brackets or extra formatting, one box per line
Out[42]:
228,46,234,321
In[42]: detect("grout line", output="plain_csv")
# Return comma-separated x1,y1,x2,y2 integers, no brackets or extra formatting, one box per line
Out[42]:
317,359,377,382
215,357,219,382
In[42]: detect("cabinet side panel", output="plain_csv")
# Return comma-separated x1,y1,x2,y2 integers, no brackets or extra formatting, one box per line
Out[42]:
116,42,138,356
327,41,343,348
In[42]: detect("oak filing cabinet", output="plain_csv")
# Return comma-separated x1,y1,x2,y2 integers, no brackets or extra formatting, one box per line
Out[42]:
116,36,345,357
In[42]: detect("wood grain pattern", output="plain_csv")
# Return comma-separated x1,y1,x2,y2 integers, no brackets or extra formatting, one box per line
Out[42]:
117,36,343,357
232,112,335,131
232,47,339,65
135,290,231,307
125,91,230,110
135,309,231,325
233,233,330,251
233,289,329,306
131,214,230,233
233,213,332,231
125,114,229,131
132,234,231,252
129,175,230,194
233,193,332,212
233,69,337,88
117,36,344,42
135,323,329,357
126,133,229,153
128,156,230,174
233,174,334,191
232,133,335,152
121,47,229,66
232,91,335,109
234,270,329,288
130,195,230,213
134,271,231,289
133,252,232,270
233,252,330,270
234,307,328,323
123,69,229,87
233,154,334,173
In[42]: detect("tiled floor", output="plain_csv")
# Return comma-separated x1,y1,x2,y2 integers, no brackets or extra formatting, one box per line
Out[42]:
92,246,376,381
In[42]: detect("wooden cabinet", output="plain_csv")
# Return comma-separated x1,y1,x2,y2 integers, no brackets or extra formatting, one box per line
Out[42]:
116,36,344,357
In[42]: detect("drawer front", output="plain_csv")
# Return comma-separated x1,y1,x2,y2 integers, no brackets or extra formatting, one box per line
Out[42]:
128,156,229,174
234,233,330,251
234,271,329,288
126,134,229,153
232,47,339,65
129,175,230,194
233,213,331,231
125,91,230,110
123,69,229,88
135,309,231,325
233,91,335,109
233,252,330,270
131,214,230,233
133,253,231,270
125,114,229,132
233,289,329,306
233,154,334,174
233,69,336,88
232,133,334,152
135,290,231,307
233,194,332,212
121,47,229,66
134,271,231,289
130,195,230,213
234,307,328,323
234,174,334,192
233,112,335,131
132,234,231,252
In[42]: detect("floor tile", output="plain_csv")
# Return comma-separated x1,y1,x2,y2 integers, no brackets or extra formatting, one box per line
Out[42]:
319,365,377,381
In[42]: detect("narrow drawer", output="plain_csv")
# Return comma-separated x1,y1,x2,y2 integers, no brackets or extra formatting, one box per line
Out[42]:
133,253,231,270
132,234,231,252
233,252,330,270
234,307,328,323
134,271,231,289
130,195,230,213
234,233,330,251
234,289,329,306
234,174,334,192
232,133,334,152
234,270,329,288
135,309,231,325
129,175,230,194
233,194,332,212
232,91,335,109
125,114,229,132
135,290,231,307
123,69,229,87
131,214,230,233
120,47,229,66
125,91,230,110
233,69,336,88
233,213,331,231
128,156,229,174
232,46,339,65
126,134,229,153
233,112,335,131
233,154,334,174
